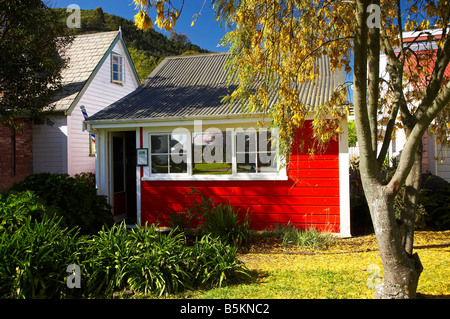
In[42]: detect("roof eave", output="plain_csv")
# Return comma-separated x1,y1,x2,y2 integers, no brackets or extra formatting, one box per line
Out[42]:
84,113,270,129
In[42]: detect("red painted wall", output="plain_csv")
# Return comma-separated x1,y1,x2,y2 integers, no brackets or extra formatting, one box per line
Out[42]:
140,121,341,232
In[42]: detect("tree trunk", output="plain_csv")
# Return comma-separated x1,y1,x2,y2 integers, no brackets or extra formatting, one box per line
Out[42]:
365,183,423,299
401,142,423,255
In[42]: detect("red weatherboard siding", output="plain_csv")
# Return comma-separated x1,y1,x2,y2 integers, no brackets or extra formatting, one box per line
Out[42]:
140,121,341,232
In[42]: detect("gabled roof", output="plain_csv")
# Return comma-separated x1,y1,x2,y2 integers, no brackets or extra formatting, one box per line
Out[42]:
50,31,139,115
86,52,345,123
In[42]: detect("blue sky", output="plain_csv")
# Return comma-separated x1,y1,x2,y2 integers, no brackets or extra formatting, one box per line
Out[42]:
49,0,229,52
50,0,413,54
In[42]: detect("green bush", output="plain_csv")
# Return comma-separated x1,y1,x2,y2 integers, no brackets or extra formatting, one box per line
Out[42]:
200,202,251,247
126,225,194,296
172,187,252,247
0,191,54,233
0,189,249,298
79,223,136,297
190,235,250,288
0,215,82,299
80,223,249,297
419,183,450,230
8,173,113,234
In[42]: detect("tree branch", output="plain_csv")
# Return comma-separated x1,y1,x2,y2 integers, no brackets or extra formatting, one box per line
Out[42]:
388,79,450,195
295,36,354,77
413,30,450,122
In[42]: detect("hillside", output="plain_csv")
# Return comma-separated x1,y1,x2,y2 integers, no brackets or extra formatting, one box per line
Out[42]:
51,7,210,81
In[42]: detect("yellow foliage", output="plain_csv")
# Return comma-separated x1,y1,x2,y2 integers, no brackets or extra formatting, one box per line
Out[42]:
134,10,153,30
131,0,450,159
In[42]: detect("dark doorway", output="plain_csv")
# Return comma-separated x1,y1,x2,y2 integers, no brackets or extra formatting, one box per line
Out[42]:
111,131,137,224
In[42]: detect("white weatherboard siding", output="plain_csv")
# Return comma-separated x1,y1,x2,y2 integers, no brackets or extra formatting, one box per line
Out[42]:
33,116,68,174
67,40,139,176
435,139,450,182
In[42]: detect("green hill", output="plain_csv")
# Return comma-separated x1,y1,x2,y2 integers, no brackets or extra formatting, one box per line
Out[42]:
51,7,210,81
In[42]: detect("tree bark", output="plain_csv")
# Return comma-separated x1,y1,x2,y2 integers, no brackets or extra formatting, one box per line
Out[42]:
364,184,423,299
401,141,423,255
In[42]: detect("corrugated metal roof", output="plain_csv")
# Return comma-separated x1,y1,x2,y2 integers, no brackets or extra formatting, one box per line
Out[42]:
86,52,344,122
50,31,119,112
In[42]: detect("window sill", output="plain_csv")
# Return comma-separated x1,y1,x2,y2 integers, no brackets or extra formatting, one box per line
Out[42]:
141,173,288,182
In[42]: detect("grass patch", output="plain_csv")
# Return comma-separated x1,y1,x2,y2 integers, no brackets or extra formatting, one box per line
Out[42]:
260,223,336,250
179,231,450,299
184,269,373,299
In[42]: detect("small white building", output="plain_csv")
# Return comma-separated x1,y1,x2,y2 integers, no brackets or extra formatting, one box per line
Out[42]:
33,30,140,176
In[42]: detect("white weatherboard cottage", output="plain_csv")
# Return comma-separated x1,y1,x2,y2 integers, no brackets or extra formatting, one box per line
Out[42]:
33,30,140,176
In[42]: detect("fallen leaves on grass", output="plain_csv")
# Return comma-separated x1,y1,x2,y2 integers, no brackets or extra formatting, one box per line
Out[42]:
221,230,450,299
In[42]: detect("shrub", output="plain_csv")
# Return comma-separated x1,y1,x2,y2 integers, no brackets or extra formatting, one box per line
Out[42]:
190,235,250,288
8,173,113,234
79,223,135,297
173,187,251,247
0,220,250,298
200,202,251,247
419,183,450,230
126,225,194,296
0,191,54,233
0,215,82,299
79,223,250,297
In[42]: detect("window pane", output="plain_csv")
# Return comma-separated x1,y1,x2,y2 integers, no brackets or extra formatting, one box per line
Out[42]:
193,162,232,175
258,155,277,173
192,131,231,175
151,155,169,173
236,131,256,153
170,133,188,170
151,135,168,153
120,57,125,72
258,131,276,152
170,134,187,152
112,55,124,83
237,153,257,173
170,155,187,173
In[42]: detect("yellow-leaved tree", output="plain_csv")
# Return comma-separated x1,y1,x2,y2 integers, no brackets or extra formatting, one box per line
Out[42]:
133,0,450,299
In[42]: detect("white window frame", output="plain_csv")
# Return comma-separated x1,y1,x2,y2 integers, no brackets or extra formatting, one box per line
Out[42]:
234,128,279,176
149,132,189,177
142,127,287,181
111,53,125,84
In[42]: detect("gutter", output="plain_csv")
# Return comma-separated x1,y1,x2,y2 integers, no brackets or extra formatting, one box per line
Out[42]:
83,113,270,131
